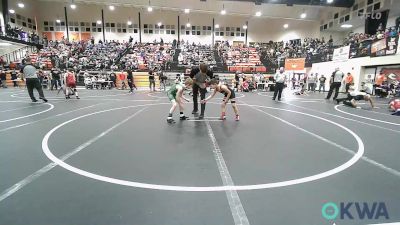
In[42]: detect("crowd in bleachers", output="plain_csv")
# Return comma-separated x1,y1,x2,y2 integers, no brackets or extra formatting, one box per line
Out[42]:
178,42,216,68
216,41,265,72
2,24,41,44
119,43,174,71
258,36,334,68
22,39,173,73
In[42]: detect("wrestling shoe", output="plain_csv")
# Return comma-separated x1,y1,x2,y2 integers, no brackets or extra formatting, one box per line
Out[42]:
167,118,176,124
180,115,189,120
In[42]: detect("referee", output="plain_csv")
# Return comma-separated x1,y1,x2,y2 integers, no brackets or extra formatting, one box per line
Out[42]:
272,67,287,101
21,58,48,102
190,64,213,119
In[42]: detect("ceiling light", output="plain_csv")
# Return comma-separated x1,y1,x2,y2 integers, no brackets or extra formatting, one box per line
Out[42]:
18,3,24,8
127,21,132,26
215,24,220,29
9,9,15,14
97,20,102,25
186,23,191,27
157,22,162,27
255,11,262,17
70,4,76,9
327,0,334,3
243,25,248,29
109,5,115,10
283,24,289,28
341,24,353,28
147,6,153,12
300,12,306,18
56,19,61,23
221,9,226,15
184,8,190,14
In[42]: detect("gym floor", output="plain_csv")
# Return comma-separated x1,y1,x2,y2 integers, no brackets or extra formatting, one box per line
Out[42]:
0,88,399,225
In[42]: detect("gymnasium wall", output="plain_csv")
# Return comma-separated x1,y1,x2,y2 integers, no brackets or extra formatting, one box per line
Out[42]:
351,14,400,34
7,0,321,44
311,54,400,91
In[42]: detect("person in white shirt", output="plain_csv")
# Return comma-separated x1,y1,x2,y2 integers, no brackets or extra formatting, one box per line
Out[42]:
336,86,375,108
272,67,287,101
326,67,344,100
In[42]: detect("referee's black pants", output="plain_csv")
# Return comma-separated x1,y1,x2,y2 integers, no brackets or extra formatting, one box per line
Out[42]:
273,82,284,100
26,78,45,100
192,83,206,115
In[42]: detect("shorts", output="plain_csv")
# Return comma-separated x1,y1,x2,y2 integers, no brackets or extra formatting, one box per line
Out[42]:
352,95,366,101
223,89,236,103
167,92,176,101
223,88,236,99
67,83,76,89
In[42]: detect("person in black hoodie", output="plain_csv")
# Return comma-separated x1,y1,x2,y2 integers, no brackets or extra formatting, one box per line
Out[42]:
189,64,213,119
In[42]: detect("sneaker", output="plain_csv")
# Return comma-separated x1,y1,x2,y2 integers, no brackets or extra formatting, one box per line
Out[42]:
40,97,48,102
31,98,38,102
198,114,204,119
192,110,198,114
235,115,240,121
76,96,80,99
272,98,275,101
278,98,281,101
220,115,226,120
167,118,176,124
180,115,188,120
336,99,339,104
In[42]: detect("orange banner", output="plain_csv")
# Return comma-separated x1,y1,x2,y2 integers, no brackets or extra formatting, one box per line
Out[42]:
284,58,305,71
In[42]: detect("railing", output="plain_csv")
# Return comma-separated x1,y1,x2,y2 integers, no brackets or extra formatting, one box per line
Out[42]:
1,45,37,63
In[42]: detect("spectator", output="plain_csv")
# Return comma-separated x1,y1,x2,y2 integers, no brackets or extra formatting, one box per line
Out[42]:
148,70,156,92
0,70,7,88
319,74,326,93
345,72,354,93
11,69,19,87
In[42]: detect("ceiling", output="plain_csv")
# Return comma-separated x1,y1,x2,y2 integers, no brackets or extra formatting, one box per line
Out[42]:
226,0,355,8
39,0,348,21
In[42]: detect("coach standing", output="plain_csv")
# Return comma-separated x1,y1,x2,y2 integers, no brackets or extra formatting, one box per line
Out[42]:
190,64,213,119
272,67,287,101
326,67,344,100
21,58,48,102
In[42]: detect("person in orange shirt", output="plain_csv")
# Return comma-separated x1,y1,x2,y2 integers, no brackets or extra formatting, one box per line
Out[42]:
345,72,353,93
374,72,386,96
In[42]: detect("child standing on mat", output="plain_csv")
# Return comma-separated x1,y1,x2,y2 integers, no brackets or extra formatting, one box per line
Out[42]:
167,78,193,123
64,69,80,99
202,79,240,121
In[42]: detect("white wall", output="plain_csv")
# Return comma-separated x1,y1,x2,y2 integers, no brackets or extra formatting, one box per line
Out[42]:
312,54,400,91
